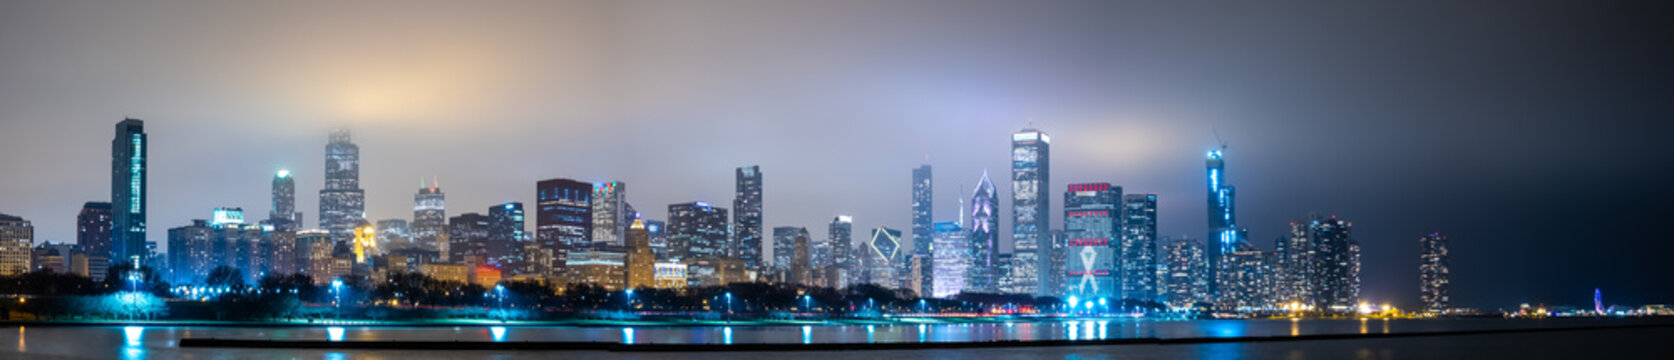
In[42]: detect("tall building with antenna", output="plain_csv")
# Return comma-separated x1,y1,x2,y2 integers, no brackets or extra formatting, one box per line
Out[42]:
413,177,446,253
319,129,366,243
1011,128,1051,296
1205,141,1237,296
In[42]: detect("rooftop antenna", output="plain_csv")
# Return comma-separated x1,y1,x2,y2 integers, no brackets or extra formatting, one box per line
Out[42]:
1212,127,1229,151
433,175,440,190
957,183,966,228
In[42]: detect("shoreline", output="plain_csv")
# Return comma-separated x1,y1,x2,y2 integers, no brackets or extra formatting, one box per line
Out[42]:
171,322,1674,351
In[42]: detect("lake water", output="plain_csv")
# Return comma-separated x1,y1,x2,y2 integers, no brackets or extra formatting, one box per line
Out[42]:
2,318,1669,359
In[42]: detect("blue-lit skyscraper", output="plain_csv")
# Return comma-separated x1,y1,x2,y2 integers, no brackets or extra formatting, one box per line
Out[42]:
1011,128,1050,296
111,118,147,265
537,178,592,275
910,164,933,295
488,202,525,271
930,221,969,298
966,172,1000,293
1063,183,1119,301
1205,149,1237,295
268,170,301,231
668,201,728,262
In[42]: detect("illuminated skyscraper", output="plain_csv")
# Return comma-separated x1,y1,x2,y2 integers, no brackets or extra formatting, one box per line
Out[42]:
1063,183,1119,301
1205,149,1237,295
865,226,902,288
1164,237,1208,309
625,219,654,290
1121,193,1159,302
269,170,301,231
319,129,366,244
930,221,969,298
966,172,1000,293
828,215,855,286
1277,222,1313,304
488,202,525,270
591,181,626,247
77,202,113,266
733,166,763,269
771,226,808,273
908,164,935,296
413,178,446,252
1011,128,1050,296
375,219,410,251
643,219,668,260
448,213,492,266
111,118,147,265
1308,216,1358,312
667,202,728,262
0,214,33,276
1420,233,1450,312
537,178,592,275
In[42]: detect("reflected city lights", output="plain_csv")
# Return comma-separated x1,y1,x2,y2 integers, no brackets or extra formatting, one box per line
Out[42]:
802,325,812,344
917,324,927,343
123,326,143,347
722,326,733,345
327,327,345,342
866,325,876,343
621,328,633,344
491,326,507,342
1097,320,1109,340
1066,321,1080,341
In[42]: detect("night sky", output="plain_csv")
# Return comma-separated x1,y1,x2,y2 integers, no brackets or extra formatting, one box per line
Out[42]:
1,0,1670,309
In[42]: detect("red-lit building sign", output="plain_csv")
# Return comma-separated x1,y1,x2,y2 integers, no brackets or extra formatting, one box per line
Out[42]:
1068,183,1110,192
1066,238,1108,247
1066,211,1108,218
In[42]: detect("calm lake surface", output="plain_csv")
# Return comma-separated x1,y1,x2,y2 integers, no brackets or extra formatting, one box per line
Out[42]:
2,318,1669,359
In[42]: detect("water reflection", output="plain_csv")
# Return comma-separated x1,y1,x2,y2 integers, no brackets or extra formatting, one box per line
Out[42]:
866,325,875,343
1290,318,1300,336
917,324,926,343
16,326,22,352
1066,321,1080,341
491,326,506,342
123,326,143,346
802,326,812,344
1360,318,1368,334
1097,320,1109,340
620,328,633,344
722,327,733,345
1207,321,1245,338
327,327,345,342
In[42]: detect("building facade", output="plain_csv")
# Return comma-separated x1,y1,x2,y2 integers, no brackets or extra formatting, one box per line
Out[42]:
625,219,654,290
536,178,592,276
1163,237,1208,309
1205,150,1238,296
269,170,301,231
667,202,728,262
865,227,902,288
0,214,34,276
967,172,1000,293
319,129,366,244
413,179,446,253
591,181,626,247
930,221,969,298
487,202,525,271
1420,232,1450,312
1121,193,1159,302
77,202,113,267
1063,183,1119,301
1011,128,1051,296
111,119,147,265
733,166,763,269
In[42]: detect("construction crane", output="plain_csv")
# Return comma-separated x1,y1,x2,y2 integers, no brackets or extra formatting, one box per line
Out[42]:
1212,127,1229,151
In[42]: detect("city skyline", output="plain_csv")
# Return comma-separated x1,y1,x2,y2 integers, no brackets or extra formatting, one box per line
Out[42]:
2,1,1672,310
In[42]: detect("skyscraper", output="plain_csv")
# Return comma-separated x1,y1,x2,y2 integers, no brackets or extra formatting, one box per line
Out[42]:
536,178,592,276
591,181,626,248
448,213,493,266
828,215,855,286
111,118,147,265
0,214,33,276
413,178,446,252
269,170,301,231
375,219,411,251
624,219,654,290
930,221,969,298
791,229,812,286
1308,216,1359,312
771,226,808,273
866,226,902,288
1277,222,1313,305
1011,128,1050,296
488,202,525,270
77,202,113,265
967,172,1000,293
667,202,728,262
643,219,668,260
911,165,933,262
1121,193,1159,302
1205,149,1237,295
319,129,366,244
1420,233,1450,313
1063,183,1119,301
733,166,763,269
1164,237,1208,309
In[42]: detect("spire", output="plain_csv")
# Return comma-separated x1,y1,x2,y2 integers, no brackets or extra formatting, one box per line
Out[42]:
958,183,966,228
432,175,440,190
420,176,427,189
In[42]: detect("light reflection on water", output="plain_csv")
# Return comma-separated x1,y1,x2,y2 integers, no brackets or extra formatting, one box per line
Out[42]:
620,328,633,344
491,327,506,342
326,327,344,342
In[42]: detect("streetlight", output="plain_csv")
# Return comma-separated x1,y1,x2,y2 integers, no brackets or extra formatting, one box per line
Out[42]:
724,292,734,323
624,289,634,312
331,279,344,317
496,284,507,321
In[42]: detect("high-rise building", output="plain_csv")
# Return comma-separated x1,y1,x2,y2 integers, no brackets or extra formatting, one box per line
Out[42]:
667,202,728,262
644,219,668,260
111,119,147,265
319,129,366,244
865,227,902,288
625,219,654,290
591,181,626,247
930,221,969,298
1047,229,1066,297
1121,193,1159,302
1420,232,1450,313
413,178,446,252
791,229,813,286
733,166,763,269
536,178,592,275
1163,237,1208,309
166,210,270,284
352,221,376,264
1063,183,1119,301
1217,242,1273,311
967,172,1000,293
1308,216,1359,312
0,214,34,276
488,203,525,271
1277,222,1313,305
911,164,933,261
828,215,855,286
77,202,113,265
771,226,808,273
269,170,301,231
448,213,493,266
1205,149,1237,296
375,219,411,251
1011,128,1050,296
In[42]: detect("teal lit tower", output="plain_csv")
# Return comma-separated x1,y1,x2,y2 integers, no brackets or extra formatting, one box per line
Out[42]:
111,118,147,265
1205,149,1236,295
